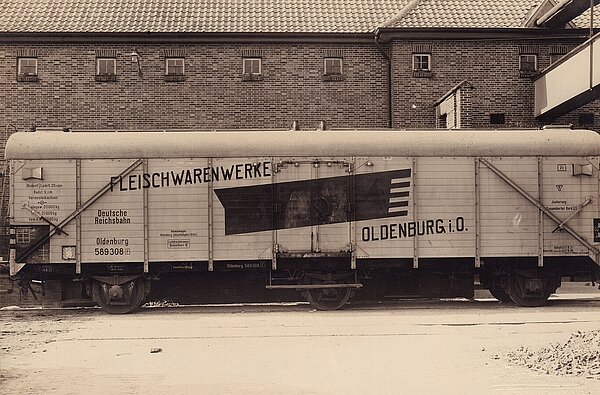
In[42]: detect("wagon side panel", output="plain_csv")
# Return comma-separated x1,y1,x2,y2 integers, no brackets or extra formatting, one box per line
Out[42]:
353,157,415,259
542,156,599,258
146,159,209,262
479,157,540,257
12,159,76,264
416,157,475,258
80,159,143,263
212,157,273,260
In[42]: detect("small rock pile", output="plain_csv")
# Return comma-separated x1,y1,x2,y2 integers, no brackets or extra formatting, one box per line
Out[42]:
505,330,600,380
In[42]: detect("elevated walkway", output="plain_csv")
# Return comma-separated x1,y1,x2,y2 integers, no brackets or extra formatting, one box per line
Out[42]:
535,32,600,119
536,0,600,28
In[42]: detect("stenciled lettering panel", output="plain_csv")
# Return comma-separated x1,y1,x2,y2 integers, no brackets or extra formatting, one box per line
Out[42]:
146,159,209,261
12,159,77,263
80,159,143,262
12,159,76,225
542,156,599,256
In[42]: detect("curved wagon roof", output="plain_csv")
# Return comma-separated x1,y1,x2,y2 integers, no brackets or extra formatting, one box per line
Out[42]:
5,129,600,160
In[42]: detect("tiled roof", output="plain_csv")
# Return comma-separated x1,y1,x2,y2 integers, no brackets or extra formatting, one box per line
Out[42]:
572,5,600,29
0,0,594,34
389,0,543,28
0,0,413,34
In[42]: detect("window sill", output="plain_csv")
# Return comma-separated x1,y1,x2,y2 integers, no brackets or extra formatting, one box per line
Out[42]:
519,70,539,79
322,74,344,81
95,74,117,82
165,74,185,82
242,73,263,81
412,70,432,78
17,74,38,82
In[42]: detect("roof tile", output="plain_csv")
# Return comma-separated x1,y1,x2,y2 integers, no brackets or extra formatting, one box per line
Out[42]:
391,0,542,28
0,0,409,34
0,0,590,34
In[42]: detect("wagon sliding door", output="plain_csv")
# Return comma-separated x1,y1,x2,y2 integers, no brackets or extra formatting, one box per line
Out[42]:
273,158,353,255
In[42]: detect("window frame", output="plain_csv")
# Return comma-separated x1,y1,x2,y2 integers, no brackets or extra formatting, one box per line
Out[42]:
165,57,185,76
17,57,38,76
412,53,431,72
323,57,343,76
519,54,538,72
243,57,262,75
96,57,117,76
16,227,31,244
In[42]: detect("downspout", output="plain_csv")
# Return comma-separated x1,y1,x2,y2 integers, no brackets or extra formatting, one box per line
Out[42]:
374,29,393,128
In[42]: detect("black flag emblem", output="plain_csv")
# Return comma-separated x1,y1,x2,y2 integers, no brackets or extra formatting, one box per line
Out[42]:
214,169,411,235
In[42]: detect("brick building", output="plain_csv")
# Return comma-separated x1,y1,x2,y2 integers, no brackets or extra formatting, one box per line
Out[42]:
0,0,599,277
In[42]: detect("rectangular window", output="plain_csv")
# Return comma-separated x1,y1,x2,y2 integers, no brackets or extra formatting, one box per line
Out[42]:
243,58,262,75
490,113,506,125
324,57,343,75
18,58,37,75
16,228,31,244
413,54,431,71
519,54,537,72
165,58,185,75
96,58,116,75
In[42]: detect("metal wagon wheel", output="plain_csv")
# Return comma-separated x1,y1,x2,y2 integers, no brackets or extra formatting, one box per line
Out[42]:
479,273,512,303
505,270,557,307
301,276,353,311
487,286,512,303
92,278,147,314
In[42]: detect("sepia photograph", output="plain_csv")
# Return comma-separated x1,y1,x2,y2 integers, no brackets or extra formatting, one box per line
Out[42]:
1,0,599,394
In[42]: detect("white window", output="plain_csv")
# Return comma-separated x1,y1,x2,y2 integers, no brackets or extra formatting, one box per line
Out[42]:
324,57,342,75
243,58,261,75
413,54,431,71
96,58,116,75
18,58,37,75
166,58,185,75
519,54,537,71
16,228,31,244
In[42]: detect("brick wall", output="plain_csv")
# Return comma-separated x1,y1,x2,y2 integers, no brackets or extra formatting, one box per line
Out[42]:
391,39,600,130
0,43,389,134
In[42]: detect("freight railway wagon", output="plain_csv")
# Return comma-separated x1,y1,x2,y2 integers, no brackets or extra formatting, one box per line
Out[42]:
5,128,600,313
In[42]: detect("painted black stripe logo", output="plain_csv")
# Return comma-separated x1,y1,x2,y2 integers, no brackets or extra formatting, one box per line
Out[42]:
214,169,411,235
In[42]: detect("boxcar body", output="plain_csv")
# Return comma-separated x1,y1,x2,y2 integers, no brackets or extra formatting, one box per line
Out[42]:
5,128,600,312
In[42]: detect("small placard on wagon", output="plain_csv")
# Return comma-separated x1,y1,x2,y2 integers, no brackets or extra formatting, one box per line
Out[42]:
167,239,190,249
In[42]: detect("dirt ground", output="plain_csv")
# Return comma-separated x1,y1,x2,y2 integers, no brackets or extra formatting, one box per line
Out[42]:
1,291,600,395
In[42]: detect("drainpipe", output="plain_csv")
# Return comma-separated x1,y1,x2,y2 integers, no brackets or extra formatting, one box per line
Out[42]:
374,29,393,128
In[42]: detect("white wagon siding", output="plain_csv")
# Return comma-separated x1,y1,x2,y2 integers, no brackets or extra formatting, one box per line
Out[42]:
6,128,600,311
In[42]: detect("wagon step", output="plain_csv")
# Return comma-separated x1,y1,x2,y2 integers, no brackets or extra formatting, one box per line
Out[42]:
266,283,363,290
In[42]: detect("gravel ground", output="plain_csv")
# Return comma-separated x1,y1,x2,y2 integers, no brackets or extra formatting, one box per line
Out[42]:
506,330,600,380
2,299,600,394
